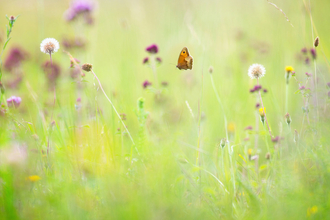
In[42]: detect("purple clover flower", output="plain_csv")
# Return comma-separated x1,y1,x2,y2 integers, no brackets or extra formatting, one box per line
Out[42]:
142,80,152,89
7,96,22,108
146,44,158,54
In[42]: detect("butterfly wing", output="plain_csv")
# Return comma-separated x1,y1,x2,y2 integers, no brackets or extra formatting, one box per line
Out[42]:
176,47,193,70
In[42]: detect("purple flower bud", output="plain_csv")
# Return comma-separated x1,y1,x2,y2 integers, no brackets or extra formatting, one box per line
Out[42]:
142,80,152,89
7,96,22,108
301,47,307,54
156,57,162,63
143,57,149,64
310,48,317,59
249,88,255,93
263,89,268,93
255,103,260,108
146,44,158,54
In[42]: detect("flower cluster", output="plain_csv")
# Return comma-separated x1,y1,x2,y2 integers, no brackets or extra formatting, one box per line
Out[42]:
142,44,161,64
301,47,317,65
64,0,94,24
6,96,22,108
250,85,267,93
4,47,28,71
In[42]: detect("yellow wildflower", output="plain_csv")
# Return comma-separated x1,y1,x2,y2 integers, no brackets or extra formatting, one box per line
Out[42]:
259,108,266,117
307,205,318,217
28,175,41,182
248,149,252,156
228,122,235,133
285,66,294,72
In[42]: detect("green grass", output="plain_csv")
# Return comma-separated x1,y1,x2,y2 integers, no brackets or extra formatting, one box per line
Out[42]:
1,0,330,219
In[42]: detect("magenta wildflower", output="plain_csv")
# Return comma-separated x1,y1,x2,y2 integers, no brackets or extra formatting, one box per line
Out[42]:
4,47,28,71
64,0,94,24
310,48,317,59
305,72,312,77
7,96,22,108
146,44,158,54
291,71,296,77
244,126,253,131
143,57,149,64
299,85,306,90
142,80,152,89
250,85,262,93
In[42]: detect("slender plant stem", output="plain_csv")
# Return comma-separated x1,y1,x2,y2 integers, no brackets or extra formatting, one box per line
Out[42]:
151,55,158,87
257,78,273,138
47,53,56,155
285,83,289,113
90,69,135,146
209,74,235,193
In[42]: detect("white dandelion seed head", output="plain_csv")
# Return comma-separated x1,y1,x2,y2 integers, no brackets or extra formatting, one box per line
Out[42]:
248,63,266,79
40,38,60,54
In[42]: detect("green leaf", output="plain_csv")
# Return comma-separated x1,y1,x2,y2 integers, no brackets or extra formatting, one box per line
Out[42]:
3,37,11,51
5,15,9,21
6,25,9,38
14,15,20,21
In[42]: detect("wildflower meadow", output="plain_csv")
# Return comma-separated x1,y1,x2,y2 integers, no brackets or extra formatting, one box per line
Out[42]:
1,0,330,219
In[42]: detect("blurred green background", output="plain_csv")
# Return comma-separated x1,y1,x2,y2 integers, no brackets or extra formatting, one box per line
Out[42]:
0,0,330,219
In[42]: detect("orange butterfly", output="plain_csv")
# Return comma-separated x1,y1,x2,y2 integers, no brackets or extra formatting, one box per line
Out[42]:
176,47,193,70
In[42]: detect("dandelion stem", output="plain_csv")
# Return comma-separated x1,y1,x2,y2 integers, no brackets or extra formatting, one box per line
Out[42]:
90,69,136,147
257,78,273,138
